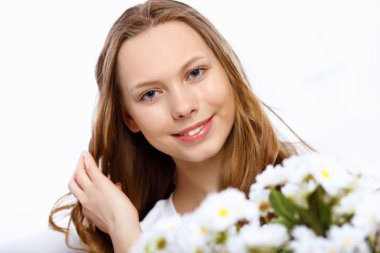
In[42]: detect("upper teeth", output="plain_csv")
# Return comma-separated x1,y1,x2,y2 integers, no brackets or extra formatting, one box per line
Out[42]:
184,125,204,136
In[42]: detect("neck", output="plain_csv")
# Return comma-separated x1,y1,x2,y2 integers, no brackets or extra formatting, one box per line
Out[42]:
172,154,222,215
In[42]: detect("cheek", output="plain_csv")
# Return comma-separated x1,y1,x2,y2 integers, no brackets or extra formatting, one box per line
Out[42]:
129,106,170,137
203,74,235,110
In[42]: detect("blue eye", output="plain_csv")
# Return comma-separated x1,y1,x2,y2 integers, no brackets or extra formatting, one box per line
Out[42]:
141,90,161,101
188,67,205,80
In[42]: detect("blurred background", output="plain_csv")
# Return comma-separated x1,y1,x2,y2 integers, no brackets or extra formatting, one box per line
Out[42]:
0,0,379,251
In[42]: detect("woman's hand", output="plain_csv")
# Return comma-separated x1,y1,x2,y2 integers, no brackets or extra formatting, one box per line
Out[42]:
68,151,141,251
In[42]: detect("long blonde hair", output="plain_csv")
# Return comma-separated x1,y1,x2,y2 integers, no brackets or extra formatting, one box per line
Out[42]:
49,0,311,252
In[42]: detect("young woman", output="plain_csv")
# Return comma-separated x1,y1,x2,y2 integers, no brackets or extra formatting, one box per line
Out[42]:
49,0,311,252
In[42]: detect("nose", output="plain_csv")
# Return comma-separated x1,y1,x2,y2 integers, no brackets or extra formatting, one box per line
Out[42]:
170,86,198,120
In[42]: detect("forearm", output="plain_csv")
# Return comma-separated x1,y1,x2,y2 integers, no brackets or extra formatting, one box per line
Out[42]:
110,221,142,253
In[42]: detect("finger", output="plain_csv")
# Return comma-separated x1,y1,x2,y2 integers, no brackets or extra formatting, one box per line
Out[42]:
83,151,104,182
82,207,109,234
68,176,86,203
74,153,93,189
82,206,92,220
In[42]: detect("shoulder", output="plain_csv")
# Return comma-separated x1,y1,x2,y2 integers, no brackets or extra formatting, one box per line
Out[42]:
140,193,178,232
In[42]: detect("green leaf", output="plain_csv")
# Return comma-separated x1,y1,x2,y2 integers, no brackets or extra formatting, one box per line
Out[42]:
297,206,324,236
308,186,332,232
274,216,293,230
269,189,325,236
269,189,300,224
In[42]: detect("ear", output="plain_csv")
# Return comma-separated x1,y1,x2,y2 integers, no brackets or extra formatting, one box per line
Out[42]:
122,112,140,133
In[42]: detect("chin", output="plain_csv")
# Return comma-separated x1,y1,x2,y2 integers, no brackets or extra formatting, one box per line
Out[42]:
183,145,224,163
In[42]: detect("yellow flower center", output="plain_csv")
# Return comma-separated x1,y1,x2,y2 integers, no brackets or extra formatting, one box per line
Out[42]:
321,169,330,178
259,202,269,212
200,226,208,235
343,238,353,246
218,208,229,217
155,237,166,250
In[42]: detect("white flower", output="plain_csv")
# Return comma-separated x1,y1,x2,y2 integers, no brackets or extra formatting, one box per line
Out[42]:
132,154,380,253
283,154,355,197
310,165,353,197
130,229,172,253
352,191,380,235
291,225,317,240
327,224,370,253
355,173,380,193
281,180,317,208
257,154,356,197
226,223,288,253
131,216,181,253
333,188,362,218
248,185,271,216
289,226,334,253
255,164,288,187
193,188,259,231
173,216,211,253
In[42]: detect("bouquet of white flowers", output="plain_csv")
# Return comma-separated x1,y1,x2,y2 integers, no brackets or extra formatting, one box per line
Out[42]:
131,154,380,253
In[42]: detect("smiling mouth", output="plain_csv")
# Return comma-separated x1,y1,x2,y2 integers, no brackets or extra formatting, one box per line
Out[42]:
173,116,213,142
177,124,205,136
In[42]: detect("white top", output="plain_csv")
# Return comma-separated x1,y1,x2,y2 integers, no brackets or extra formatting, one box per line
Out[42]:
140,193,180,232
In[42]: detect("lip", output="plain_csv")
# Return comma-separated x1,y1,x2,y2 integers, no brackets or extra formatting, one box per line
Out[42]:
173,115,213,143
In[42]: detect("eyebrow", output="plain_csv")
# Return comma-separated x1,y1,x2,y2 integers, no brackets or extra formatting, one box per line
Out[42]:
131,55,208,91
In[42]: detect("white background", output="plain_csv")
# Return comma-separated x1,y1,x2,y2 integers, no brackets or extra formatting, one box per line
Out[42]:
0,0,379,249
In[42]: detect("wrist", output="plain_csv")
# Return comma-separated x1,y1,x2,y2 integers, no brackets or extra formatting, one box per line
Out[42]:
109,212,142,253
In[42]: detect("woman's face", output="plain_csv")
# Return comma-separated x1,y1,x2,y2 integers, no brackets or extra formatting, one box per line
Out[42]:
117,21,235,164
